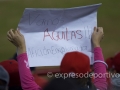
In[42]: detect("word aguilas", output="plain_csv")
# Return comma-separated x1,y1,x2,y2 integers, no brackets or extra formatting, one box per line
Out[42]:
43,28,92,41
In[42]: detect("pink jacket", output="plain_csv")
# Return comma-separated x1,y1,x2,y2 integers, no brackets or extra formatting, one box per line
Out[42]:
17,47,107,90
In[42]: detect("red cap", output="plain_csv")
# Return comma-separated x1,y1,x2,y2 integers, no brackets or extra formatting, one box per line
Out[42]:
113,52,120,73
0,60,21,87
105,57,113,70
60,51,90,74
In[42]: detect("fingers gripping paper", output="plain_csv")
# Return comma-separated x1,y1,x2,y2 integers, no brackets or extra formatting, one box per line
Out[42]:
18,4,101,67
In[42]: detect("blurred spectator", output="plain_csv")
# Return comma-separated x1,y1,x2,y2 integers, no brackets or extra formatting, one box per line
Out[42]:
60,51,93,88
43,77,86,90
113,52,120,73
0,60,22,90
0,60,47,90
111,52,120,90
105,52,120,90
105,57,114,90
59,27,107,90
106,57,114,71
0,66,9,90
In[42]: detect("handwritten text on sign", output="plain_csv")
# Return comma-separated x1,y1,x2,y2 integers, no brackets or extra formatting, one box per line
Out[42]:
18,4,101,67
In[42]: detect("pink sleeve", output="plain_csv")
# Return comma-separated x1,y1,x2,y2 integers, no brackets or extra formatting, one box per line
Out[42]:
17,53,42,90
93,47,107,90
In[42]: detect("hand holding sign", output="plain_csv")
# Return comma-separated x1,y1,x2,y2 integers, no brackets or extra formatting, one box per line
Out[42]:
7,29,26,55
92,27,104,48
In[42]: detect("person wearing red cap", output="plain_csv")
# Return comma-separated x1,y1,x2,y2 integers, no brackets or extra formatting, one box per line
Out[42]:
113,52,120,74
0,66,9,90
60,27,107,90
105,57,115,90
0,60,47,90
108,52,120,90
105,57,114,71
7,27,107,90
0,60,22,90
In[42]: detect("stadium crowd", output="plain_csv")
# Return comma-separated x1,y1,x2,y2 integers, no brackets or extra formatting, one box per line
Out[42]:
0,27,120,90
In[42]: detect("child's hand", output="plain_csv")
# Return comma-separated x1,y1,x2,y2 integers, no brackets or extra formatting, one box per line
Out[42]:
92,27,104,48
7,29,26,55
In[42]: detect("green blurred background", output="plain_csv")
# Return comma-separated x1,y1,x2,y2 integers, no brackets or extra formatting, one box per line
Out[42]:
0,0,120,61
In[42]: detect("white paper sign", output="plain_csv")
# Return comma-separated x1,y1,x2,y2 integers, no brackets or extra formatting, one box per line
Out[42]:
18,3,101,67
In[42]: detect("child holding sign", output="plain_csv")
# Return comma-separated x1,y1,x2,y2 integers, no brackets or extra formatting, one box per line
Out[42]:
7,27,107,90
